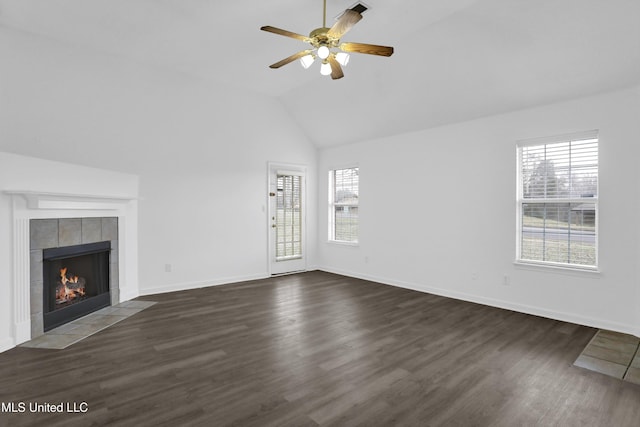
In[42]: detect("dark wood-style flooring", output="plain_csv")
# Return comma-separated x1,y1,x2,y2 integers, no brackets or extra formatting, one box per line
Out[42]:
1,271,639,426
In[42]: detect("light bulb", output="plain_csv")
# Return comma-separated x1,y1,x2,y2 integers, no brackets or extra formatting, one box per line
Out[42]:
300,54,315,69
335,52,350,66
320,61,332,76
317,46,330,60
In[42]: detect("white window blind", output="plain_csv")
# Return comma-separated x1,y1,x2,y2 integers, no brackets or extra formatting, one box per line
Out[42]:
276,174,302,260
517,132,598,268
329,167,359,243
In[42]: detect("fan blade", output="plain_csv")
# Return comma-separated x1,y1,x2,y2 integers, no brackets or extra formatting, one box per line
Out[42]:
260,26,310,43
269,50,313,69
339,42,394,57
327,55,344,80
327,10,362,39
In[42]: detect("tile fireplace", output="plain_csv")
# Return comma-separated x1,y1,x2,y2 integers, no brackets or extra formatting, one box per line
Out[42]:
30,217,119,338
2,180,139,352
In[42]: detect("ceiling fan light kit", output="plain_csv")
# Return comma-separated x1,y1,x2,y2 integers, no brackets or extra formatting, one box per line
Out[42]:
335,52,350,66
320,62,333,76
300,54,315,69
260,0,393,80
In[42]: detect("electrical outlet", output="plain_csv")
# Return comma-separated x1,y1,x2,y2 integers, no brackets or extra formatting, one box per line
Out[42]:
165,263,172,273
503,275,510,286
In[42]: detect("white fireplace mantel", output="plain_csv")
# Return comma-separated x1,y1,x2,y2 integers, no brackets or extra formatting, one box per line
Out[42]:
4,190,137,211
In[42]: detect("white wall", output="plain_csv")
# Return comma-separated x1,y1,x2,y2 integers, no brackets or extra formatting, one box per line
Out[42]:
0,27,317,300
136,89,318,294
318,88,640,336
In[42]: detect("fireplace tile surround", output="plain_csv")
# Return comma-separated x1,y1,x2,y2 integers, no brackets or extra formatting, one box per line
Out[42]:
29,217,120,339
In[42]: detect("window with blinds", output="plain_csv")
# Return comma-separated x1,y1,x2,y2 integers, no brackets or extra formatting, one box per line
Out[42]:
517,131,598,268
276,174,302,260
329,167,359,243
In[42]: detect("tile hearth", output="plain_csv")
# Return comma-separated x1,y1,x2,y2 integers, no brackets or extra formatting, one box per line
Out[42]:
574,329,640,386
20,300,156,350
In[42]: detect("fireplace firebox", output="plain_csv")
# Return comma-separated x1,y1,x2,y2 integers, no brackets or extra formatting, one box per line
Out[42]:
42,241,111,331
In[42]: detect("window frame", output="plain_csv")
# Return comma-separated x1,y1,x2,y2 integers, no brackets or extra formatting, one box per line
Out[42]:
515,131,599,271
328,166,359,245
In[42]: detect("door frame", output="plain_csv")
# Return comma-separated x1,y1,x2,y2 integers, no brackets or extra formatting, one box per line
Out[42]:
267,162,308,275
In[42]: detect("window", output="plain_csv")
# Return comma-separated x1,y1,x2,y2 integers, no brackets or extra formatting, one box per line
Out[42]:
329,167,359,243
276,174,302,260
517,131,598,269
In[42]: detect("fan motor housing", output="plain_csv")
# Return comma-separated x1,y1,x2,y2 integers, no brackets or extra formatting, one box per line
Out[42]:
309,27,339,47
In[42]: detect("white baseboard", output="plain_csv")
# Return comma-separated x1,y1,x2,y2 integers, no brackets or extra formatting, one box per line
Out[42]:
0,337,15,353
118,289,140,303
139,268,323,296
14,320,31,347
319,266,639,337
139,273,270,297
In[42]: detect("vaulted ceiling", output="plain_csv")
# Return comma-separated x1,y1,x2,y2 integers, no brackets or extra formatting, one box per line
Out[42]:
1,0,640,148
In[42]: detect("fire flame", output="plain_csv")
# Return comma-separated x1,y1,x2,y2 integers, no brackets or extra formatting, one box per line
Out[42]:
56,267,86,304
60,267,79,285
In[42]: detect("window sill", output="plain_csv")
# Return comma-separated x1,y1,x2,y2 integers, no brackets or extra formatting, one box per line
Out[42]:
276,255,303,262
327,240,359,247
514,260,601,276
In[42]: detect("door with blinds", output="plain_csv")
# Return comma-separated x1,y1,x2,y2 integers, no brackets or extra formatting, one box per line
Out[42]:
269,164,306,275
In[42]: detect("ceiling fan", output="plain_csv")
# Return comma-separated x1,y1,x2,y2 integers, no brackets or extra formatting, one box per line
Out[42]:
260,1,394,80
